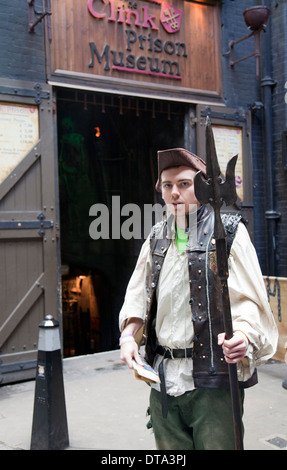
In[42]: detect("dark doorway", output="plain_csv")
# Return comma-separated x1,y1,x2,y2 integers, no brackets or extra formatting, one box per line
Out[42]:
56,88,186,356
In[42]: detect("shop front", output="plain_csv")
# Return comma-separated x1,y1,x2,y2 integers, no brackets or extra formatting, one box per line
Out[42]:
0,0,254,382
49,0,253,358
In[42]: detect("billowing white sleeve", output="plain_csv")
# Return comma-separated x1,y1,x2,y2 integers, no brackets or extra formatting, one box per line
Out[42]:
119,237,151,331
228,222,278,379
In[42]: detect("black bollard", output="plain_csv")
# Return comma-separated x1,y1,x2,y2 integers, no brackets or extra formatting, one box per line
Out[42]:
30,315,69,450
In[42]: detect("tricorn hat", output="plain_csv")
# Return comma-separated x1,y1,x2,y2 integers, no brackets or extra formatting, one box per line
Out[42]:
155,148,206,192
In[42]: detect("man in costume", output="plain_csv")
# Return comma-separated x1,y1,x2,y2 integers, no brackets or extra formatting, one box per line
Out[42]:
119,148,278,450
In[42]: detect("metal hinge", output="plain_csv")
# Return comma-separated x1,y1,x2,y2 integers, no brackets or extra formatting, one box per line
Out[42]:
200,106,247,126
0,212,53,237
0,83,50,104
0,359,37,384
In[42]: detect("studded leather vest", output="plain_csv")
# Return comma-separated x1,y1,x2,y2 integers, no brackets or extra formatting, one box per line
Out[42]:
144,204,257,389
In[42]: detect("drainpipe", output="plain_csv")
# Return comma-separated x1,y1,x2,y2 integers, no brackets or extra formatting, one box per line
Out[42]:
260,0,280,275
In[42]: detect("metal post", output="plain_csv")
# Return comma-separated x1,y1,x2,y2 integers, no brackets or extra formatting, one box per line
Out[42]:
260,0,280,275
30,315,69,450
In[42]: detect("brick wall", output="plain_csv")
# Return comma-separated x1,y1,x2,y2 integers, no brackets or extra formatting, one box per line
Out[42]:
220,0,287,277
220,0,268,271
271,0,287,276
0,0,46,82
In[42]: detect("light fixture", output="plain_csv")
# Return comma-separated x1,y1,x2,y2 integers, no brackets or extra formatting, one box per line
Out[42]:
227,5,270,79
94,127,101,138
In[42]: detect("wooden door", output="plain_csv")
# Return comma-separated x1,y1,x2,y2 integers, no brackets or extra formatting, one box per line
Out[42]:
0,79,60,384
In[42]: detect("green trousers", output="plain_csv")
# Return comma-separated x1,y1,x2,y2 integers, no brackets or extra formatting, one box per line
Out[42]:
149,387,244,450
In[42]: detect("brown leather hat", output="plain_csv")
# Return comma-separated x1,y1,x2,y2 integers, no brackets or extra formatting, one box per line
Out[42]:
155,148,206,192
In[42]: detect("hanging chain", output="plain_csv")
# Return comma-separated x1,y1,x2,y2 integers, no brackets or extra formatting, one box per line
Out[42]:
266,277,282,322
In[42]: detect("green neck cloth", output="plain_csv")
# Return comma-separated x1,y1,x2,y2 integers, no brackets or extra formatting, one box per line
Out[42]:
176,226,188,253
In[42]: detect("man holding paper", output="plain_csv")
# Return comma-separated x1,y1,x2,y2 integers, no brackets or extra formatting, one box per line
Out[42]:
119,147,278,450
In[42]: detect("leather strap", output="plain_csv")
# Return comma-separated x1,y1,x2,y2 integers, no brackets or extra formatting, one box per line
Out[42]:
156,345,193,419
156,345,193,359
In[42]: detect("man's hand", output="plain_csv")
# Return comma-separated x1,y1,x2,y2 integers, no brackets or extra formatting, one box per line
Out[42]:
120,341,143,369
218,332,247,364
119,317,144,369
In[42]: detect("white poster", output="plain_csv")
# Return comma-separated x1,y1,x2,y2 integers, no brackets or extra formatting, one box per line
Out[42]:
0,102,39,184
212,125,243,201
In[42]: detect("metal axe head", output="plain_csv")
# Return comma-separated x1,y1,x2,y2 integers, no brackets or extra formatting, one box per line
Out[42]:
194,117,238,210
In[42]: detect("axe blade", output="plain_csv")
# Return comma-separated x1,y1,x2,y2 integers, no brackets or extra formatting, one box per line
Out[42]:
194,118,238,210
221,154,238,206
194,155,238,209
222,155,238,206
193,171,212,206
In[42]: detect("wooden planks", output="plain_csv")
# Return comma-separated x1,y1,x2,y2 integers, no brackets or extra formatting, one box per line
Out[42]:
0,80,59,383
49,0,222,97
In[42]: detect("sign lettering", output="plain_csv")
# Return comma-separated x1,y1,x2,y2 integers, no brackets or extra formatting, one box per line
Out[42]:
49,0,222,98
87,0,186,79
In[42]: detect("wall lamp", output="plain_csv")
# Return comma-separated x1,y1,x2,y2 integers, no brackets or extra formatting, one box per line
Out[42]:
227,5,270,79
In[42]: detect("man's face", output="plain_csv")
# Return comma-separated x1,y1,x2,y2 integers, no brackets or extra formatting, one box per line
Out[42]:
161,166,199,222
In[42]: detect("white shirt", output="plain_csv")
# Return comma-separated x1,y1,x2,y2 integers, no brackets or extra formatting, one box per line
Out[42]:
119,222,278,396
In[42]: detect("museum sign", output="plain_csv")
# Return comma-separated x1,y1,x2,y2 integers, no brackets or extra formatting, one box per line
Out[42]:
48,0,221,100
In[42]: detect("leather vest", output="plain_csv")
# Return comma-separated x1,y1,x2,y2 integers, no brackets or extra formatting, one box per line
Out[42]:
144,204,257,389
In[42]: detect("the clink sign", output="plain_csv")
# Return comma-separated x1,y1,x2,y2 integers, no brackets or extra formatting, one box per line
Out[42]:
50,0,221,96
87,0,187,80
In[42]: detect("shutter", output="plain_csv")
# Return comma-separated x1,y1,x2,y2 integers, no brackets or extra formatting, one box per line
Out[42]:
0,79,60,384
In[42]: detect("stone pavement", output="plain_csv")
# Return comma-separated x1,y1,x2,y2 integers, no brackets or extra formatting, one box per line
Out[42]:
0,349,287,451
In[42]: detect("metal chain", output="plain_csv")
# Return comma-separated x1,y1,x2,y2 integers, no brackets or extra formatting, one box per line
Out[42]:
266,276,282,322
